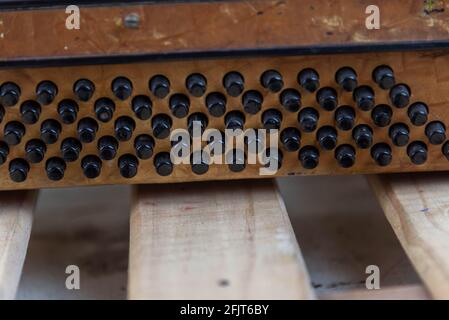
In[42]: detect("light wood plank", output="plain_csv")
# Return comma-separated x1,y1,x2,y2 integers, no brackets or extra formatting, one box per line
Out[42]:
368,173,449,300
0,191,37,300
128,180,315,300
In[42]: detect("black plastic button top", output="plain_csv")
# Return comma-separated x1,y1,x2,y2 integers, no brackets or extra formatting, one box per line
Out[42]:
443,141,449,160
25,139,47,163
188,112,208,136
0,82,21,107
191,151,210,175
262,109,282,130
407,141,427,165
425,121,446,145
335,106,355,131
261,70,284,93
408,102,428,126
132,95,153,120
73,79,95,102
186,73,207,97
280,89,301,112
94,98,115,122
280,127,301,152
352,124,373,149
226,149,246,172
9,158,29,182
0,141,9,165
353,86,375,111
298,146,319,169
40,119,62,144
371,143,393,166
206,92,226,117
390,84,411,108
111,76,133,100
36,80,58,105
57,99,79,124
81,155,102,179
371,104,392,127
134,134,155,160
223,71,244,97
46,157,66,181
149,75,170,99
20,100,41,124
0,105,4,123
263,148,283,171
97,136,119,160
335,67,358,92
225,111,245,131
152,114,172,139
335,144,356,168
316,87,338,111
389,123,410,147
60,138,82,162
169,94,190,118
373,65,395,90
298,68,320,92
114,116,136,142
298,107,319,133
118,154,139,178
316,126,337,150
242,90,263,115
4,121,25,145
77,117,99,143
154,152,173,176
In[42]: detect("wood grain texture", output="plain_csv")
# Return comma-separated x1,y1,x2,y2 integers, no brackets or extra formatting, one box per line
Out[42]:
128,180,315,300
0,0,448,63
0,190,37,299
368,173,449,299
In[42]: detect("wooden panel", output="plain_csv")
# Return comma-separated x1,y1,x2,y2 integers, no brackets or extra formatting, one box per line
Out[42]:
128,180,315,299
368,173,449,299
0,190,37,299
0,0,448,63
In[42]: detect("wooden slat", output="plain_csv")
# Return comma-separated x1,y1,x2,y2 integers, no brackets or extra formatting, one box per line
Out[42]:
128,180,315,300
0,191,37,299
368,173,449,300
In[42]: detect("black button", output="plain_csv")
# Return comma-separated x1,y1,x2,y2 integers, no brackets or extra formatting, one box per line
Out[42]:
263,148,283,171
407,141,427,165
425,121,446,145
225,111,245,130
94,98,115,122
281,127,301,152
242,90,263,114
114,116,136,142
46,157,66,181
77,117,99,143
352,124,373,149
0,82,21,107
0,105,4,123
206,130,225,157
152,114,172,139
442,141,449,160
353,86,375,111
389,123,410,147
371,143,392,166
118,154,139,178
57,99,78,124
316,87,338,111
36,80,58,105
154,152,173,176
335,67,358,92
81,155,102,179
134,134,155,160
316,126,337,150
373,65,395,90
408,102,428,126
4,121,25,145
60,137,82,162
149,75,170,99
206,92,226,117
223,71,244,97
188,112,208,136
97,136,118,160
335,106,355,131
226,149,246,172
0,141,9,165
260,70,284,93
298,107,319,132
262,109,282,130
371,104,392,127
186,73,207,97
132,95,152,120
298,68,320,92
20,100,41,124
111,77,133,100
191,151,209,175
335,144,356,168
25,139,47,163
390,84,411,108
298,146,319,169
169,94,190,118
9,158,29,182
280,89,301,112
73,79,95,102
40,119,62,144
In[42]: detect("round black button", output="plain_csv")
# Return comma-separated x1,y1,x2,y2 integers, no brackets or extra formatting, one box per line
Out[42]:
352,125,373,149
73,79,95,102
0,141,9,165
36,80,58,105
25,139,47,163
152,114,172,139
4,121,25,145
371,104,392,127
169,94,190,118
94,98,115,122
408,102,428,126
335,106,355,131
389,123,410,147
57,99,78,124
134,134,155,160
114,116,136,142
280,89,301,112
132,95,153,120
225,111,245,131
298,107,319,133
223,72,244,97
186,73,207,97
81,155,102,179
77,117,99,143
97,136,119,160
407,141,427,165
425,121,446,145
20,100,41,124
260,70,284,93
191,151,209,175
242,90,263,115
61,138,82,162
206,92,226,117
298,146,319,169
226,149,246,172
154,152,173,176
281,127,301,152
298,68,320,92
353,86,375,111
390,84,411,108
262,109,282,130
371,143,393,166
335,67,358,92
0,82,21,107
188,112,208,136
9,158,29,182
316,126,337,150
149,75,170,99
111,77,133,100
46,157,66,181
335,144,356,168
118,154,139,178
316,87,338,111
40,119,62,144
373,65,395,90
